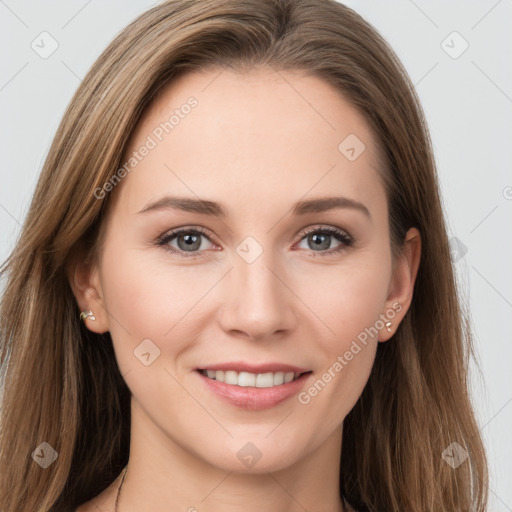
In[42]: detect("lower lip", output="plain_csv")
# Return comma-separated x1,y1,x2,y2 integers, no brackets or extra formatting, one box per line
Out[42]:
196,370,312,410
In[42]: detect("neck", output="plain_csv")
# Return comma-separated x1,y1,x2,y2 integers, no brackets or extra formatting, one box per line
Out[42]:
117,398,345,512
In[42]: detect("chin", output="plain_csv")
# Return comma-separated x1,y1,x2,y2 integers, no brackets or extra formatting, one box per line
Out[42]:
196,432,308,474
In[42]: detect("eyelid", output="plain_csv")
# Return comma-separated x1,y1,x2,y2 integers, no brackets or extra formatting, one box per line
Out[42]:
295,224,352,242
157,225,216,243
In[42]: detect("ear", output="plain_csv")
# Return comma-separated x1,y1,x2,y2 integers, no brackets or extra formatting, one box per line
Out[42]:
378,227,421,342
66,247,110,334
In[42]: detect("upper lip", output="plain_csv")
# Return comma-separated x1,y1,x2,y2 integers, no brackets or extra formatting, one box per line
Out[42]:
197,362,310,374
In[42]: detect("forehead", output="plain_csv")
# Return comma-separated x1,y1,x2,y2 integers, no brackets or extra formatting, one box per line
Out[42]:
112,66,385,216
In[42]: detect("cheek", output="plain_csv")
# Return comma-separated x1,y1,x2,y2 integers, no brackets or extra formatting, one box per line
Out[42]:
294,254,391,342
99,246,228,357
292,256,389,420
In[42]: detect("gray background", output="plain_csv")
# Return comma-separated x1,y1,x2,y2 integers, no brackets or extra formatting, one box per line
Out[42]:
0,0,511,509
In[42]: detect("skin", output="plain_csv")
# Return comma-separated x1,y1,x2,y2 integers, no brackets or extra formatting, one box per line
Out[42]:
71,66,421,512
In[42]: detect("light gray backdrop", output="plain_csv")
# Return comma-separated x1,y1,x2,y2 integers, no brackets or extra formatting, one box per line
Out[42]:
0,0,511,509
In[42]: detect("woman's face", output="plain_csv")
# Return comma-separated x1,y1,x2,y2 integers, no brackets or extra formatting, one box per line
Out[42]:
80,67,418,474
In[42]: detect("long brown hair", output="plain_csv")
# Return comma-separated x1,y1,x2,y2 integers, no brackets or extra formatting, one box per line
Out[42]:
0,1,488,510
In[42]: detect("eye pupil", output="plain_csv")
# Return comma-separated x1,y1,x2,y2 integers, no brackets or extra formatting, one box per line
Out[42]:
178,233,201,251
309,233,330,250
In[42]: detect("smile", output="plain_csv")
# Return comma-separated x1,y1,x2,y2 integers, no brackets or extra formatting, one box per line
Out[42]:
198,369,305,388
195,366,313,410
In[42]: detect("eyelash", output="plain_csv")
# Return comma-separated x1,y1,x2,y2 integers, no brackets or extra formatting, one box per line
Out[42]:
156,225,354,259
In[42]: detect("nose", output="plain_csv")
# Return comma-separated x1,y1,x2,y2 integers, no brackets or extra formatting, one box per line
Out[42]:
218,250,297,341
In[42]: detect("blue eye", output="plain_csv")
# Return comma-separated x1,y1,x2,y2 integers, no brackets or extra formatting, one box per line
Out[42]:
157,226,215,258
157,225,354,258
295,226,354,256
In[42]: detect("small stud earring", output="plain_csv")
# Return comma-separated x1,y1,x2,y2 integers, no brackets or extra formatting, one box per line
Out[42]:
80,310,96,321
385,321,392,332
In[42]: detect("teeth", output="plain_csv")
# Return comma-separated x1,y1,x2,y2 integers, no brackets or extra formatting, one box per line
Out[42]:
201,369,301,387
255,372,272,388
238,372,256,387
273,372,284,385
284,372,294,383
224,371,238,385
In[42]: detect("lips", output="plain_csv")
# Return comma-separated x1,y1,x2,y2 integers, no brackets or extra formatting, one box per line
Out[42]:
195,362,313,410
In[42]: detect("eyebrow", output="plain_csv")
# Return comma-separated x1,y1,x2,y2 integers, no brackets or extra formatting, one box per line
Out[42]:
137,195,371,219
